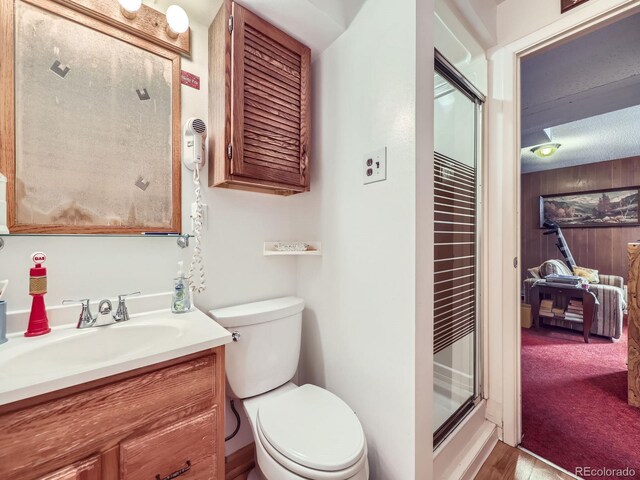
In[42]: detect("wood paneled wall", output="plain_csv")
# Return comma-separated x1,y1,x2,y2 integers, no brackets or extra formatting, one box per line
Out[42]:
627,243,640,408
521,156,640,285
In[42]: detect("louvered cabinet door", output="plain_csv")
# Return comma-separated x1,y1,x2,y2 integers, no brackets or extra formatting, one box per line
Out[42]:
230,2,311,192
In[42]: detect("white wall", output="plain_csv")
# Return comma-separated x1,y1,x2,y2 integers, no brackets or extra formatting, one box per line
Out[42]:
183,25,298,316
289,0,421,477
0,236,182,312
0,0,489,472
415,0,436,474
466,0,498,46
497,0,564,44
442,0,497,49
1,19,297,310
0,14,297,453
181,20,298,454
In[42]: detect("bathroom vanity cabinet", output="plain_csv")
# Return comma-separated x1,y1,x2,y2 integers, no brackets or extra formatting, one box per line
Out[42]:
208,0,311,196
0,347,225,480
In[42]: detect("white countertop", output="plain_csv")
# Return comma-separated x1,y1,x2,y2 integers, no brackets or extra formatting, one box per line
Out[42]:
0,308,231,406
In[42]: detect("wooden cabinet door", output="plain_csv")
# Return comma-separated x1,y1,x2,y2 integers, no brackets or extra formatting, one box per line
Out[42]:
230,1,311,191
39,456,101,480
0,355,216,480
120,408,219,480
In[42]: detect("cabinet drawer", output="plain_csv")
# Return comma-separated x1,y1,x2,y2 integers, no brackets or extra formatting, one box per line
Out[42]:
120,408,218,480
39,455,101,480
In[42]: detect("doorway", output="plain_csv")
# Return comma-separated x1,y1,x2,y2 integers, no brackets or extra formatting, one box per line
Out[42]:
517,12,640,475
486,0,640,476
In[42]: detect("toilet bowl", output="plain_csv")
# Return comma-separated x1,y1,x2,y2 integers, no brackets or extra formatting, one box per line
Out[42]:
243,383,369,480
211,297,369,480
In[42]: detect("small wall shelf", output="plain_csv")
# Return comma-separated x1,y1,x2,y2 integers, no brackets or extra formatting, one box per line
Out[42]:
263,241,321,256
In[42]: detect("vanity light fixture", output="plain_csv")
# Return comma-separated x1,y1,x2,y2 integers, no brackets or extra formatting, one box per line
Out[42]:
117,1,189,40
531,143,561,158
118,0,141,19
166,5,189,38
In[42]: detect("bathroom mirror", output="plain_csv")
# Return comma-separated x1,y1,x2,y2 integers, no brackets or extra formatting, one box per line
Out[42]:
0,0,182,234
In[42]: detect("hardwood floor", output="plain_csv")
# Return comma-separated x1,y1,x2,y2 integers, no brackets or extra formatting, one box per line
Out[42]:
226,440,571,480
475,442,576,480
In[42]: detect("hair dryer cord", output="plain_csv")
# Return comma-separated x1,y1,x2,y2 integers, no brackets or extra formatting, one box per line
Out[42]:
187,163,206,294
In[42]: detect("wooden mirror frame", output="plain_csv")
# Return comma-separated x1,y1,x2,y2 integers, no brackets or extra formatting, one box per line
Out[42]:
0,0,187,234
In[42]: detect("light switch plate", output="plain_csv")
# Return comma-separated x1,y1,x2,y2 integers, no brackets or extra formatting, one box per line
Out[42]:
363,147,387,185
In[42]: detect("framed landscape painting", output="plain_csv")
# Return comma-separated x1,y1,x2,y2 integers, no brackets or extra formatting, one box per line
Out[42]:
540,187,640,228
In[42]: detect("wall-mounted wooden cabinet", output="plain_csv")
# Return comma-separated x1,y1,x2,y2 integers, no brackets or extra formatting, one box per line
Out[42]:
209,0,311,196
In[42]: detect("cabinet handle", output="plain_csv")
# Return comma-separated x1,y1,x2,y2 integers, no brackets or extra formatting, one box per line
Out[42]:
155,460,192,480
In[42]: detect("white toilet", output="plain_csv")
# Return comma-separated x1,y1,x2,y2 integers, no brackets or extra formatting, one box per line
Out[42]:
211,297,369,480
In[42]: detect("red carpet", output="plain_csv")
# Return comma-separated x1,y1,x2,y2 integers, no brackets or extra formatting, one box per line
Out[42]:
521,325,640,479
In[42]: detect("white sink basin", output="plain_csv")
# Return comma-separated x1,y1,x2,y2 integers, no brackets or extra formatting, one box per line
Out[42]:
2,322,182,376
0,309,232,406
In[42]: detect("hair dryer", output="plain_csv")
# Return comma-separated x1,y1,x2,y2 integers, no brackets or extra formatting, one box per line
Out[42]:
182,118,207,170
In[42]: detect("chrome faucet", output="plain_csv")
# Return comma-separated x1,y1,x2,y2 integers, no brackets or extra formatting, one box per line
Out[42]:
63,292,141,329
113,292,140,322
62,299,97,329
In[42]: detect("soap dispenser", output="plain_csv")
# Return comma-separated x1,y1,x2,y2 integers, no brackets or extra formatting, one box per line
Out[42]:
171,261,191,313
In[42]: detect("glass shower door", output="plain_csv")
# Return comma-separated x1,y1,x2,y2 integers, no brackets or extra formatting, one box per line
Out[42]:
433,52,483,447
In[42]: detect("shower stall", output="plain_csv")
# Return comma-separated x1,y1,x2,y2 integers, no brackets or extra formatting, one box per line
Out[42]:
433,50,484,447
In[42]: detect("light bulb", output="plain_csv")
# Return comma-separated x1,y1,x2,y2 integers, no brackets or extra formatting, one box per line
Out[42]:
118,0,141,19
540,146,553,155
531,143,561,158
166,5,189,38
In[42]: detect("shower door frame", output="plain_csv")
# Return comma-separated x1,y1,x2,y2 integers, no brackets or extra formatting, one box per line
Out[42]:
433,49,485,449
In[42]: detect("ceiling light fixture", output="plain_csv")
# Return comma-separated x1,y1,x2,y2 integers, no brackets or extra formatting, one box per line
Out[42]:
166,5,189,38
531,143,561,158
118,0,141,19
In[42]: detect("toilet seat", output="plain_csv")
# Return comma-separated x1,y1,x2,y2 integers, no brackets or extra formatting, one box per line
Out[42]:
256,384,366,479
257,421,368,480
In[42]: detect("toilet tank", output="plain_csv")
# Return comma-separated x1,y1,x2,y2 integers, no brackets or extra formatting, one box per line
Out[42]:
211,297,304,399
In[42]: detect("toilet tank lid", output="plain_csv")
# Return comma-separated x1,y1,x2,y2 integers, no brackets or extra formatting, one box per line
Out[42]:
210,296,304,328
